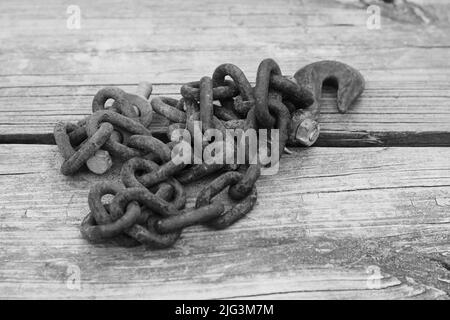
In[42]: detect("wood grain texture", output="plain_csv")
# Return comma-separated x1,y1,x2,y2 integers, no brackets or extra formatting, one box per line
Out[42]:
0,145,448,299
1,0,449,300
0,0,449,145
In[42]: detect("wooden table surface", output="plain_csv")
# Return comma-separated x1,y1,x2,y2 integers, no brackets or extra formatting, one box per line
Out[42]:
0,0,449,299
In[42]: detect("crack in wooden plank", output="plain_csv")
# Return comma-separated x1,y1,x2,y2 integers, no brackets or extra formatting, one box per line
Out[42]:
1,130,450,147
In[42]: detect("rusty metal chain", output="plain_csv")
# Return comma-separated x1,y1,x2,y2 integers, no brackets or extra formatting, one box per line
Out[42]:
54,59,365,249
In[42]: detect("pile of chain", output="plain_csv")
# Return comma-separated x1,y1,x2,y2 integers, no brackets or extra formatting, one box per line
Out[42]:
54,58,319,249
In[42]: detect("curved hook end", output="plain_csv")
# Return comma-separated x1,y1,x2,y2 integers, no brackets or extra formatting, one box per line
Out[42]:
294,60,365,114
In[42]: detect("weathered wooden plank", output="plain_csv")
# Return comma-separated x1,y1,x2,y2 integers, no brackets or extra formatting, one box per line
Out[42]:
0,0,448,84
1,83,449,145
0,145,448,299
0,0,449,145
